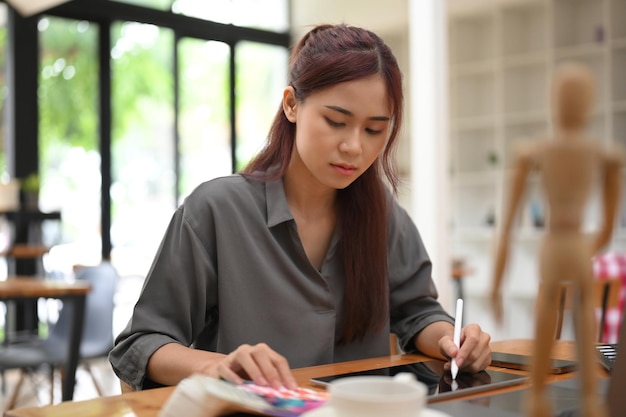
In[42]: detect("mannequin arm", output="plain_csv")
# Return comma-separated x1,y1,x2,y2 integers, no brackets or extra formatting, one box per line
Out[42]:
593,147,625,253
491,147,532,321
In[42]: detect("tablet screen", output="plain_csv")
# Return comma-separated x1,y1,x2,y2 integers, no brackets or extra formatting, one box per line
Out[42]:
309,360,528,403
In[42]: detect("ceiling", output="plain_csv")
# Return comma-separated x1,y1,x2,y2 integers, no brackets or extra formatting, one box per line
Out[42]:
290,0,409,38
5,0,70,16
4,0,411,35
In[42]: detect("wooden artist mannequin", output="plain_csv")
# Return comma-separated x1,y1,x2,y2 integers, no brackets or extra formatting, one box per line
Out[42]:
491,63,624,417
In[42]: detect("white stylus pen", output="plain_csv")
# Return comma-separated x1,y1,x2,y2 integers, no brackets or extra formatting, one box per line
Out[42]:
451,298,463,380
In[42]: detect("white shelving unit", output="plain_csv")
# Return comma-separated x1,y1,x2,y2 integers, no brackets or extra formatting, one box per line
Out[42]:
447,0,626,340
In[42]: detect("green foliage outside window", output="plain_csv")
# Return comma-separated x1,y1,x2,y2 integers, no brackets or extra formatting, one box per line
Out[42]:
39,18,98,153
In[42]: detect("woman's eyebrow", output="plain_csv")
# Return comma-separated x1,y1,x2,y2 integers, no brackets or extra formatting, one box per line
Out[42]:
324,105,390,121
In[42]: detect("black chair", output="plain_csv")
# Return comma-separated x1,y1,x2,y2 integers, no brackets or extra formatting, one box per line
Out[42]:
0,262,118,409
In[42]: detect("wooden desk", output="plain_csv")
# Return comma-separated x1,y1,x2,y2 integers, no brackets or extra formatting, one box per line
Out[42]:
0,277,91,402
4,339,597,417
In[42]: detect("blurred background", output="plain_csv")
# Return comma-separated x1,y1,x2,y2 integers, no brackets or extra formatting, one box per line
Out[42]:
0,4,625,406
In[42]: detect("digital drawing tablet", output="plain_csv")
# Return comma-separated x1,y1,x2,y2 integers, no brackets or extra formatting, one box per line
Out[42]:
309,360,528,403
490,351,578,374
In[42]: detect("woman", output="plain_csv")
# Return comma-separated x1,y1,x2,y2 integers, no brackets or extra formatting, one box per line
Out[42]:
109,23,491,392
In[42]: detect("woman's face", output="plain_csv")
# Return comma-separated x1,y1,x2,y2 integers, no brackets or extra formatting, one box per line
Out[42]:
283,75,392,190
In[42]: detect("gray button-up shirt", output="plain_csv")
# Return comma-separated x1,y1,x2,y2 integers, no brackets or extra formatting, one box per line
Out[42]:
109,174,453,390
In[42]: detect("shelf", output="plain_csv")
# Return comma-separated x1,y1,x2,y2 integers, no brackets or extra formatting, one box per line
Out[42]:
610,1,626,41
451,184,498,230
553,0,605,50
613,111,626,147
449,11,496,66
448,0,625,340
612,38,626,50
503,110,547,126
502,134,542,169
453,116,497,131
554,43,605,60
450,127,498,173
614,101,626,112
450,171,498,186
502,52,547,69
451,227,496,242
450,60,496,76
612,48,626,103
501,0,548,57
452,72,496,119
503,63,549,114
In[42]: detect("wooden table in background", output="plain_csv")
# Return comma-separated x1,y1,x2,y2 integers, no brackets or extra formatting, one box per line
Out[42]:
1,210,62,335
4,338,601,417
0,277,91,402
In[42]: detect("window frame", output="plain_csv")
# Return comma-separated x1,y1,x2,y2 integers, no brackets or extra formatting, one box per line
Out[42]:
2,0,290,259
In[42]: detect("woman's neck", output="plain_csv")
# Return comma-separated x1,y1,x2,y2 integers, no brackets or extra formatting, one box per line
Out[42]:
283,154,337,221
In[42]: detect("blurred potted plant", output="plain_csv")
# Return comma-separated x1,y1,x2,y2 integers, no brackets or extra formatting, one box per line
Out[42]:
20,173,40,211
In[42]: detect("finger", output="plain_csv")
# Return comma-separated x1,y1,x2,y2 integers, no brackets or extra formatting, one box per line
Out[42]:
464,347,492,373
439,334,458,360
215,363,245,385
460,331,492,372
234,347,269,387
270,352,298,390
250,346,295,389
457,324,485,367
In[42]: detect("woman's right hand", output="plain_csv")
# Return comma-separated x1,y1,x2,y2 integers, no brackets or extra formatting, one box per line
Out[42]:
197,343,298,390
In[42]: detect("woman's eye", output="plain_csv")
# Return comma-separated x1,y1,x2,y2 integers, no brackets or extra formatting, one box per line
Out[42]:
324,117,344,127
365,128,383,135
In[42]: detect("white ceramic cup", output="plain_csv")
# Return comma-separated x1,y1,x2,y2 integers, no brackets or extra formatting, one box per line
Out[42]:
328,372,427,417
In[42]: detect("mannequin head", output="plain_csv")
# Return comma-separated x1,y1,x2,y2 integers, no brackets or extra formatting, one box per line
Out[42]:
552,62,595,132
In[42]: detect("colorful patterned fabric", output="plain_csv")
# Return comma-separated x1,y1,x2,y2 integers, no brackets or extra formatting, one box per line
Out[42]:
238,381,329,415
593,252,626,343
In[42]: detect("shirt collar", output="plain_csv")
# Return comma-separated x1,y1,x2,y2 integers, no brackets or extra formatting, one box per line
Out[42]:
266,177,294,227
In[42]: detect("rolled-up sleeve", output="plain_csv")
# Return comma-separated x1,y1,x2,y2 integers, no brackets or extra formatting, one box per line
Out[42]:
387,201,453,353
109,203,217,391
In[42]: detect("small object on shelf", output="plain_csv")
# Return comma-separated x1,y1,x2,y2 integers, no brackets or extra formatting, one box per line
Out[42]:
595,26,604,44
487,150,498,167
530,199,544,228
485,207,496,226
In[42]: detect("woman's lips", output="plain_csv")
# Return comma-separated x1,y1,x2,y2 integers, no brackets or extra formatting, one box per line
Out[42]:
332,163,357,176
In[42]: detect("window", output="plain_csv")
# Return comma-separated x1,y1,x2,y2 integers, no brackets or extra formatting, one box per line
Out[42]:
0,3,7,179
178,38,231,200
0,3,9,261
111,0,289,32
38,16,100,270
5,1,290,277
235,41,288,170
173,0,288,32
110,0,174,10
110,22,176,269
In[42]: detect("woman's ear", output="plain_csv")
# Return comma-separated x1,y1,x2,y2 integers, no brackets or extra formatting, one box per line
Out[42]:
282,86,297,123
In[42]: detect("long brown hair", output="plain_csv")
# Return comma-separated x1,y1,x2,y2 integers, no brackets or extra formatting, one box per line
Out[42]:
242,24,404,343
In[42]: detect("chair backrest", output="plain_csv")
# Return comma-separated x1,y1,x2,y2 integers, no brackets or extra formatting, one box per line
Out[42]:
45,262,119,359
548,277,622,341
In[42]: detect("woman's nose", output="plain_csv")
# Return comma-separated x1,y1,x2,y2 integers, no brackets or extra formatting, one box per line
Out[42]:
338,129,362,155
